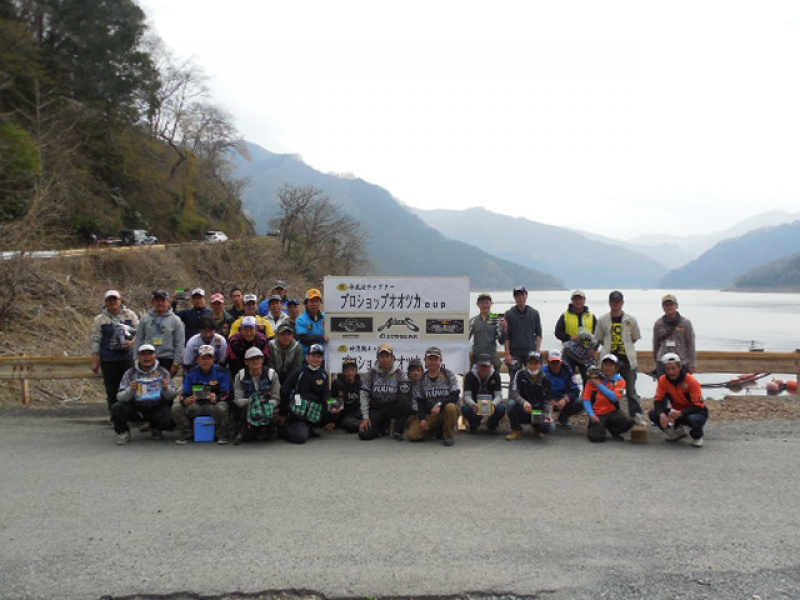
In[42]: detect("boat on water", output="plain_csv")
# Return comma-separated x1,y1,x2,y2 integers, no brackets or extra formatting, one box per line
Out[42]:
749,340,766,352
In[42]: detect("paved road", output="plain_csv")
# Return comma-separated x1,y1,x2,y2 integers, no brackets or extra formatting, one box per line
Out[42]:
1,406,799,600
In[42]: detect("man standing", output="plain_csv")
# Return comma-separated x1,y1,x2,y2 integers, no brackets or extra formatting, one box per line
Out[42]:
176,288,211,341
406,346,460,446
469,293,502,370
554,290,597,382
461,353,505,434
209,293,234,339
90,289,139,416
173,345,233,445
503,286,542,379
112,344,177,445
229,294,275,338
653,294,696,377
228,287,246,320
295,288,327,357
649,353,708,447
594,290,645,426
263,295,289,332
358,344,411,441
136,289,185,377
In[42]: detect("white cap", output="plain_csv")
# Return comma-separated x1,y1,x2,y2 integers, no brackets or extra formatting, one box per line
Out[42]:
601,353,618,364
661,352,682,365
244,347,264,360
547,349,562,362
198,345,215,357
241,316,258,328
139,344,156,353
191,288,205,297
104,290,121,300
243,294,258,303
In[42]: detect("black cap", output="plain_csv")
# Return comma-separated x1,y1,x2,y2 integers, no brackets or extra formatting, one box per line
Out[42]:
609,290,624,301
342,357,357,368
152,289,169,299
513,285,527,295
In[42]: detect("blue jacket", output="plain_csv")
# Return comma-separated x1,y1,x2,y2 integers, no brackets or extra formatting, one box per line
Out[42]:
181,364,232,404
295,310,326,356
543,363,580,402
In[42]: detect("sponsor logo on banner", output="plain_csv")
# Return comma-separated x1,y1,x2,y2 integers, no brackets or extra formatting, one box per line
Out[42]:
426,319,465,335
331,317,373,333
376,317,420,339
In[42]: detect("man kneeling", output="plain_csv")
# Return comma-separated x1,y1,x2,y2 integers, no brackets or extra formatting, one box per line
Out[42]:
232,347,280,444
649,353,708,447
582,354,633,442
406,347,460,446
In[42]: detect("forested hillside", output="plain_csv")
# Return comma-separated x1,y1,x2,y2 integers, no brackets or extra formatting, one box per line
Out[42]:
0,0,253,250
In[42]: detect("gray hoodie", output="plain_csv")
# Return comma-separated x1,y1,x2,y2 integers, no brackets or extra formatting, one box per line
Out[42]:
135,307,185,361
116,359,178,403
359,363,409,420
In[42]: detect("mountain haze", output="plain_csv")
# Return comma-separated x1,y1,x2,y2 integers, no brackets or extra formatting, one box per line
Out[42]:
414,207,668,288
235,144,563,290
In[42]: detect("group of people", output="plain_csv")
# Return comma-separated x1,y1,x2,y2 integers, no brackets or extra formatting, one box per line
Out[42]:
89,283,708,448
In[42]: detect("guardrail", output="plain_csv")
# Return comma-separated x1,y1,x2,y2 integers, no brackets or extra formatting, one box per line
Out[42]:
2,351,799,406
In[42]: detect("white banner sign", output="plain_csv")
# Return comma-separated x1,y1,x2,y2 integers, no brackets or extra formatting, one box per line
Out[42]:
325,276,470,314
326,341,469,374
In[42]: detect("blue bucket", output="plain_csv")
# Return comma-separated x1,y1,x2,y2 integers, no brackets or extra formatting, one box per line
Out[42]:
194,416,215,443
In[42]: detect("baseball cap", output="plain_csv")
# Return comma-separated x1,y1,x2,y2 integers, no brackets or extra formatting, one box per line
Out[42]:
425,346,442,358
601,353,619,364
139,344,156,353
342,356,358,369
191,288,205,297
661,352,682,365
268,294,282,303
476,293,492,302
286,298,300,306
198,344,215,357
305,288,322,301
210,293,225,304
407,358,423,370
243,294,258,303
662,294,678,305
241,316,257,328
512,285,527,295
475,353,492,366
152,289,169,299
526,351,542,363
273,280,287,289
308,343,325,355
571,290,586,299
277,323,294,334
609,290,624,302
377,343,394,355
244,347,264,360
547,349,563,362
104,290,121,300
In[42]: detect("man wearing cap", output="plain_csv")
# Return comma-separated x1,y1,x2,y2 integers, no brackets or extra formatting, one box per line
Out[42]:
649,353,708,447
461,353,505,434
358,343,412,441
503,286,542,379
506,351,554,441
594,291,646,426
279,343,329,444
263,295,290,332
91,290,139,416
173,345,233,444
555,290,597,383
232,347,281,444
112,344,177,445
229,287,246,320
653,294,696,377
226,316,270,378
325,357,363,433
135,290,185,376
183,316,228,371
407,346,460,446
229,294,275,338
269,323,304,384
470,293,502,371
209,293,235,339
295,288,328,357
258,281,289,316
407,358,424,384
582,354,634,443
542,349,582,429
175,288,211,341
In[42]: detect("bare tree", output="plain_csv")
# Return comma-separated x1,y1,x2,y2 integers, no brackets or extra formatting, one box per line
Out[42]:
270,184,370,279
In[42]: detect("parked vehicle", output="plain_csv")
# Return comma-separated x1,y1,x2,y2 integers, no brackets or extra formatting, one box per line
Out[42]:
204,230,229,243
120,229,158,246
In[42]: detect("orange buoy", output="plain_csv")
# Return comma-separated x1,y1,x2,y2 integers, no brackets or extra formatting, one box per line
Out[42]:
766,381,781,396
786,380,798,393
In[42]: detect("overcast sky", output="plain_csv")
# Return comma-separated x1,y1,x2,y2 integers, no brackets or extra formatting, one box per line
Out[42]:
139,0,800,239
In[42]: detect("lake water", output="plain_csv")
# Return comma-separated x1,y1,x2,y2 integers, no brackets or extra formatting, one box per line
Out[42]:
471,288,800,398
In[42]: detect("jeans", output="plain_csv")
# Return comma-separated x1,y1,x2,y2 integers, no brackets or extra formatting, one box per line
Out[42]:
507,400,556,434
460,402,506,431
649,409,707,439
618,360,642,416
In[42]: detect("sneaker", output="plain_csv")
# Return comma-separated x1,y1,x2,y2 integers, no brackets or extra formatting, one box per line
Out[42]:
233,433,243,446
443,437,455,446
150,428,163,440
217,437,229,445
115,431,131,445
692,437,704,448
633,413,648,427
665,424,687,442
506,430,523,441
174,437,191,445
392,431,404,441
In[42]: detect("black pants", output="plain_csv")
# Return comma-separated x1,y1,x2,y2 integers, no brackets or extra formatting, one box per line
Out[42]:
358,403,410,440
100,360,132,413
280,418,315,444
587,409,634,442
319,406,362,433
111,400,173,434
